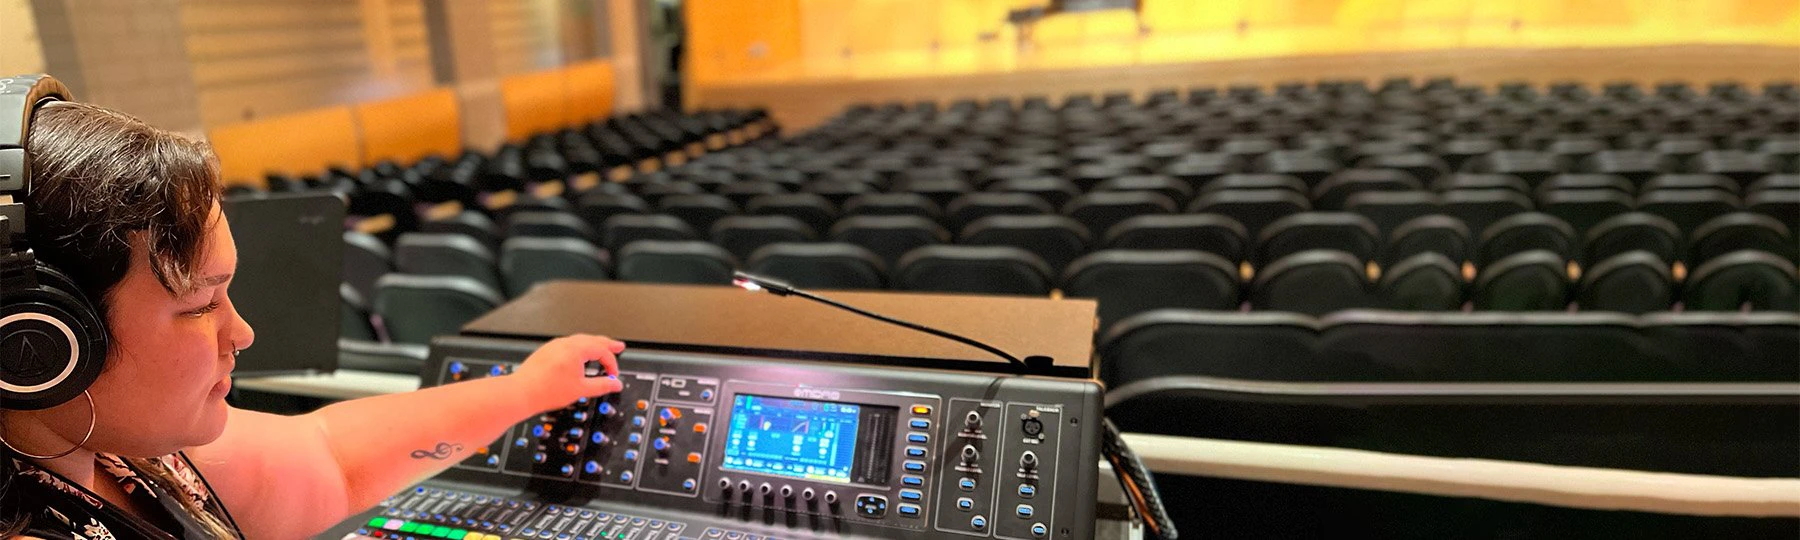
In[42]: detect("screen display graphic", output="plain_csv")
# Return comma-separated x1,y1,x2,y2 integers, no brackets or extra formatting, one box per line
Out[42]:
722,394,865,484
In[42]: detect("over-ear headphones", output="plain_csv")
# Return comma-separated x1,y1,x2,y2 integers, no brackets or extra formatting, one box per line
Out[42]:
0,74,108,411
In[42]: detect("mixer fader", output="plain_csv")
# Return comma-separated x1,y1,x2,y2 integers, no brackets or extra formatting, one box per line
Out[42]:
324,335,1103,540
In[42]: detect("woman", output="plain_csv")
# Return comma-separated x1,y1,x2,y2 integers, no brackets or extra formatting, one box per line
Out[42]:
0,76,626,539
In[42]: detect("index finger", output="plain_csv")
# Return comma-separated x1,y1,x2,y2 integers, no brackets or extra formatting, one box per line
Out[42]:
571,334,623,377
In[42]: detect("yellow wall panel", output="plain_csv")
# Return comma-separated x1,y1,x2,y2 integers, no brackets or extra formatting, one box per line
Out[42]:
208,106,361,185
500,69,568,142
564,59,617,123
355,88,461,165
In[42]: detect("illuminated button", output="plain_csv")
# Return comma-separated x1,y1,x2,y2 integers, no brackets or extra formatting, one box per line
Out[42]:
558,464,574,476
584,460,601,474
903,460,926,472
700,389,714,401
724,533,741,540
909,419,931,430
687,452,703,463
632,518,646,526
956,497,974,511
703,528,722,538
911,405,932,415
1018,484,1037,498
533,452,547,463
970,515,988,530
905,447,926,457
901,475,923,487
958,477,977,491
1031,523,1049,537
580,510,594,519
693,423,708,434
635,400,649,411
682,478,696,491
907,433,928,444
649,520,664,528
897,504,920,517
899,489,922,502
1016,504,1034,518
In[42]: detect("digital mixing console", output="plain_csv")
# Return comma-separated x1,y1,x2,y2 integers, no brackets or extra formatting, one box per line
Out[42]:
321,335,1106,540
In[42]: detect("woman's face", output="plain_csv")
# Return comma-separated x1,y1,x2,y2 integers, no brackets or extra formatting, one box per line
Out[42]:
65,202,255,457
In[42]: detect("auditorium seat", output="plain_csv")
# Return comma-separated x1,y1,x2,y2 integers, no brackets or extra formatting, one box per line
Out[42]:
1688,213,1796,265
718,181,790,207
711,215,816,262
656,194,738,234
945,192,1054,231
1442,189,1534,237
1315,311,1648,381
830,215,950,267
340,283,377,342
504,211,596,242
986,176,1082,209
1746,189,1800,224
373,274,505,345
1063,250,1241,331
842,193,943,222
1473,250,1570,311
1642,312,1800,381
1099,311,1322,386
614,240,738,285
805,179,876,206
1637,189,1741,233
1197,173,1307,197
1475,212,1577,266
577,192,652,232
1681,250,1799,311
602,214,698,251
1255,213,1381,265
392,232,502,292
419,210,501,250
635,181,704,205
1539,189,1633,235
1577,251,1672,314
500,236,610,297
1251,250,1370,315
1434,173,1531,197
746,243,887,290
342,231,393,304
1189,189,1311,239
1313,169,1423,210
1376,252,1464,310
893,245,1054,296
746,193,838,234
1343,191,1439,236
1092,175,1194,206
1063,191,1179,238
1381,215,1471,266
1103,214,1248,262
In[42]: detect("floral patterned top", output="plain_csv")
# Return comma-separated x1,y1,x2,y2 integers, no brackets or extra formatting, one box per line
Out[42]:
7,452,243,539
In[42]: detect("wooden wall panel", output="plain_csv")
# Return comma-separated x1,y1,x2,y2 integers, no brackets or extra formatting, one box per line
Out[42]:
208,106,361,185
355,88,460,165
564,59,617,124
500,69,568,142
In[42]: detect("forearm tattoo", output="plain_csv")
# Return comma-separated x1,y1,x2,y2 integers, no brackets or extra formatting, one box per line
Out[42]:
410,442,464,460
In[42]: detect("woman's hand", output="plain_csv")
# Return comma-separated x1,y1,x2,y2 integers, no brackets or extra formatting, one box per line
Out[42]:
512,334,626,411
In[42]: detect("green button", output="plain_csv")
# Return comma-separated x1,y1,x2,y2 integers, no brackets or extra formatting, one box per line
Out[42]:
448,529,467,540
400,522,420,533
368,517,387,528
429,526,450,538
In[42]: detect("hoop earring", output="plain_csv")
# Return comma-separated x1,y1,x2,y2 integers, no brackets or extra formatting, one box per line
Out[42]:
0,390,96,460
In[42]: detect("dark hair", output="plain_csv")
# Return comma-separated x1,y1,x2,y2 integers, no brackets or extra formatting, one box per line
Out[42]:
1,100,229,536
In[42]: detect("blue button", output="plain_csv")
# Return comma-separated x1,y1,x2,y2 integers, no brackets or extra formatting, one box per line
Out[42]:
558,533,570,540
909,419,930,430
486,455,499,466
957,497,973,510
668,523,684,532
598,402,615,415
584,460,601,474
632,417,645,428
1016,504,1034,518
971,516,988,530
724,532,741,539
572,410,588,421
899,489,922,501
532,425,546,437
489,365,506,376
522,528,538,536
959,477,976,490
901,475,923,487
624,450,639,461
449,361,466,374
1032,523,1048,537
514,437,528,448
533,452,547,463
567,427,584,438
1018,484,1036,498
559,464,574,476
620,471,634,482
903,461,925,472
682,479,696,491
538,531,553,539
649,520,663,528
632,518,645,526
700,389,714,400
898,504,920,517
907,433,928,444
591,432,607,444
628,433,642,444
906,447,926,457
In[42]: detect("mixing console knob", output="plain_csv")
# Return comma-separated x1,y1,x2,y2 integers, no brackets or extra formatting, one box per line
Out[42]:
572,410,588,421
567,427,584,439
652,437,671,453
590,432,608,445
1020,451,1039,471
659,407,682,425
801,488,816,502
965,411,982,430
961,444,980,465
597,402,617,417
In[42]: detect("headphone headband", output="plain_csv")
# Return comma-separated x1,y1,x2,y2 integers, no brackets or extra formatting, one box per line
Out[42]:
0,74,70,247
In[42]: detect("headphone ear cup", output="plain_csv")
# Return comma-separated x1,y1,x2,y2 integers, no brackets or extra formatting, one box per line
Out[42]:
0,264,107,411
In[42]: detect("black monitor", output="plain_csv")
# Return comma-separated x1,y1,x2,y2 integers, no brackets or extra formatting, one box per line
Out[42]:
222,192,343,376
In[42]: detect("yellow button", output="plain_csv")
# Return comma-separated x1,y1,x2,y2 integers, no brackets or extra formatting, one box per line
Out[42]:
912,405,931,415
